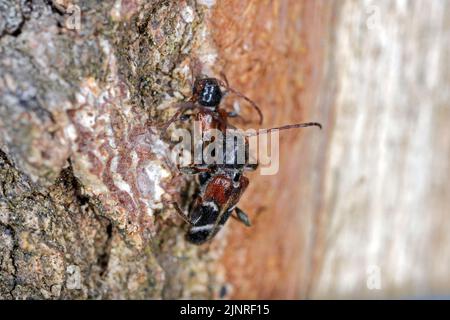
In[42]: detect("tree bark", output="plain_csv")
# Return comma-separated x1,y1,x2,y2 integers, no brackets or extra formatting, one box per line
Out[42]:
0,0,226,300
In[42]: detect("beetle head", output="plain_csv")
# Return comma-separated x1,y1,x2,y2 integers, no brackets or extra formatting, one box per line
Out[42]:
193,78,223,107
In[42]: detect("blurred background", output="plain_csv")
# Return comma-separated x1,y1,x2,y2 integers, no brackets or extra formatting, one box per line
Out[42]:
212,0,450,299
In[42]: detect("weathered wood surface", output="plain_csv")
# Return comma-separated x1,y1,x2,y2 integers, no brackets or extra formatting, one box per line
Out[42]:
213,0,450,299
307,0,450,299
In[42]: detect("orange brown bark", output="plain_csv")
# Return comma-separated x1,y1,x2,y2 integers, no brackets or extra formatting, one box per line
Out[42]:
209,0,336,299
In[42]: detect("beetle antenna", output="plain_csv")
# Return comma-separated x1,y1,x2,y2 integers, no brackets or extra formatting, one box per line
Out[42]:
245,122,322,136
217,75,264,125
227,87,264,125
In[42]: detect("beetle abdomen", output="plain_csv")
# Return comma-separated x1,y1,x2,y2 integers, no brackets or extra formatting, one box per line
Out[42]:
186,203,233,244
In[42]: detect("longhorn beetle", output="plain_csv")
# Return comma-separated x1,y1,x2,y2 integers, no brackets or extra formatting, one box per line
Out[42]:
163,75,321,245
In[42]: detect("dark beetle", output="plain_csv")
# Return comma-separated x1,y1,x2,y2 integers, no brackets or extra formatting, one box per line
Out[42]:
174,167,251,245
165,76,321,245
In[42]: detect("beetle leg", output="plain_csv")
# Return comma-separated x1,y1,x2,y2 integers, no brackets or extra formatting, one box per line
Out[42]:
178,165,215,175
172,202,193,225
244,162,258,172
232,207,251,227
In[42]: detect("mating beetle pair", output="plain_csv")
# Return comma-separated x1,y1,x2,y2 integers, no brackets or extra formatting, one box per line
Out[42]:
163,76,321,244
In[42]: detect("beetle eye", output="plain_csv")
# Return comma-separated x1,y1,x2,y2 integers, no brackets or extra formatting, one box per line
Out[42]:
232,172,241,182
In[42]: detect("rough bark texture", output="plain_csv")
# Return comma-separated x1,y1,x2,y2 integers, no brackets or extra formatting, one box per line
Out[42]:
0,0,226,300
1,0,449,300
